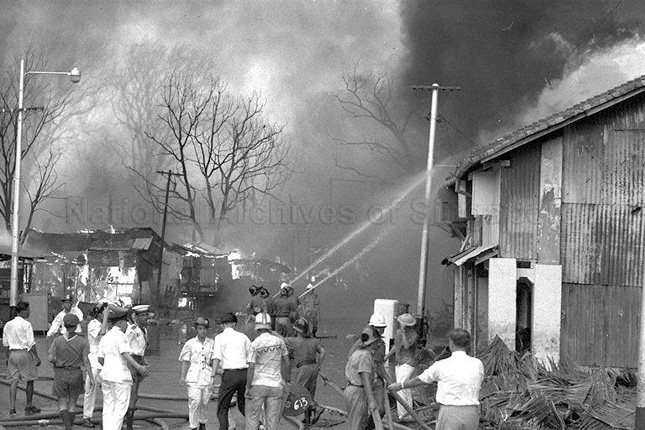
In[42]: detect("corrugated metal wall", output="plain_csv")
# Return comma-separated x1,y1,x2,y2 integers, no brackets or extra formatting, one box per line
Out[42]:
499,144,541,260
561,203,645,286
562,96,645,286
561,282,640,368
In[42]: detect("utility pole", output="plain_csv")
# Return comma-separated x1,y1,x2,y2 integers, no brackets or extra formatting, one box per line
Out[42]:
155,170,182,300
411,83,460,340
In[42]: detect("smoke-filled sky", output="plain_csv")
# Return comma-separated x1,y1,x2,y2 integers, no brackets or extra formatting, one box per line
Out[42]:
3,1,645,317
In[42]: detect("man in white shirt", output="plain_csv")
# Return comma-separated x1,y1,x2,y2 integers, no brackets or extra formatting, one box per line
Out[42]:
47,294,84,339
212,312,253,430
82,302,109,428
245,312,290,430
388,328,484,430
124,305,149,430
179,317,214,430
97,310,149,430
3,301,42,415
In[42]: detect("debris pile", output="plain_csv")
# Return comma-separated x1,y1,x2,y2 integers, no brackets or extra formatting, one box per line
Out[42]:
477,336,635,430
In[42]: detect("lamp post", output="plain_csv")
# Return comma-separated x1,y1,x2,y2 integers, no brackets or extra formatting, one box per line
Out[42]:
10,58,80,309
411,83,460,340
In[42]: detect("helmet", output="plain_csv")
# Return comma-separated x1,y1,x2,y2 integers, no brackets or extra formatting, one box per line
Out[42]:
368,313,387,328
255,312,272,330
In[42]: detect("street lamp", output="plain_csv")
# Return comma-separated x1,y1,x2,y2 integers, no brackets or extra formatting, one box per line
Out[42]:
9,58,81,309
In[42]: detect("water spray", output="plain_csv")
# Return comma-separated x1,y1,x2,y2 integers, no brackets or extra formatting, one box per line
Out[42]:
284,172,426,297
298,227,391,299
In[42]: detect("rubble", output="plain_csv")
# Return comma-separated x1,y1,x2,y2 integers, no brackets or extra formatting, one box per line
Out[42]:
477,336,635,430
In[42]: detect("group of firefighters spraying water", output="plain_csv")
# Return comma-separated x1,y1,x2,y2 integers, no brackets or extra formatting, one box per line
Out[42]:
2,277,482,430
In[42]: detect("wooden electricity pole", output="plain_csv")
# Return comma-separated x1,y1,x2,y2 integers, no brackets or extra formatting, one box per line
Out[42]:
155,170,182,301
411,83,460,341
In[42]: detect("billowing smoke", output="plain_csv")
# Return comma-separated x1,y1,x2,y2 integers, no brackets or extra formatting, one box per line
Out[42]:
400,1,645,144
3,1,645,319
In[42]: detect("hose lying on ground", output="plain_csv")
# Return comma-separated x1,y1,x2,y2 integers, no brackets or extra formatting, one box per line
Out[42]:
0,412,188,427
0,378,178,415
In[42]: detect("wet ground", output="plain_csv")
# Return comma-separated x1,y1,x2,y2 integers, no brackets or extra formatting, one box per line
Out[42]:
0,318,363,430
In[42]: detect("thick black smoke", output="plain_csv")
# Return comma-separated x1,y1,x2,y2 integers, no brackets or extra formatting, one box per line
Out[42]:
400,0,645,144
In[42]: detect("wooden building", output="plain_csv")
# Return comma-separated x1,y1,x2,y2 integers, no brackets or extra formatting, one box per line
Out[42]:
444,75,645,368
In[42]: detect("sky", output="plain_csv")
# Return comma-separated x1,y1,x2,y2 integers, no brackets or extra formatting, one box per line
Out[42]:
2,0,645,318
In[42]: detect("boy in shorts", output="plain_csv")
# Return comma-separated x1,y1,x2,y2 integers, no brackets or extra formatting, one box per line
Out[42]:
48,313,93,429
2,301,41,415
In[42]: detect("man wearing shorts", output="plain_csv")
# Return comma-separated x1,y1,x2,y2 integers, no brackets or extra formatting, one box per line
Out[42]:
2,301,41,415
48,313,94,430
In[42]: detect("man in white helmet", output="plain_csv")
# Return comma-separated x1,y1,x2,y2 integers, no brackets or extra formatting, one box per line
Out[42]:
349,314,388,423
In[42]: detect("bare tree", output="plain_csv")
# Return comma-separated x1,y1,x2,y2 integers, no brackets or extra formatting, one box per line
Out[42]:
0,50,76,241
332,65,426,179
99,43,183,176
137,70,290,243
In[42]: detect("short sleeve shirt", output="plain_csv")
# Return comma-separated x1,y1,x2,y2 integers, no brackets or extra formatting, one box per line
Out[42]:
345,348,373,386
418,351,484,405
284,336,320,364
3,316,35,350
49,335,89,368
213,327,253,370
97,326,133,383
179,336,215,386
249,332,288,387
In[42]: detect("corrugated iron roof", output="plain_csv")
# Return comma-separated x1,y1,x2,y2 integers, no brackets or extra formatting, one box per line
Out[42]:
24,228,160,253
448,74,645,183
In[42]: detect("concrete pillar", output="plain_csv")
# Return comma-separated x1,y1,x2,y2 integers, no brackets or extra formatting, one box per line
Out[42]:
533,264,562,366
488,258,516,349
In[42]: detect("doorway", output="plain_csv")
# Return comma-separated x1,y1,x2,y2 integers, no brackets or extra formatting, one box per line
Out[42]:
515,277,532,352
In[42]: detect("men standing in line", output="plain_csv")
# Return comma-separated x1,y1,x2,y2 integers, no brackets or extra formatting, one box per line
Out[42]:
97,310,149,430
82,302,110,428
3,301,41,415
46,294,84,339
388,329,484,430
179,317,214,430
245,312,290,430
344,326,380,430
212,312,253,430
48,313,93,430
124,305,150,430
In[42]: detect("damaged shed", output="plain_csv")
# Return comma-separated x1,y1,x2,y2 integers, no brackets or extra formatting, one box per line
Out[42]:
24,227,169,308
444,75,645,369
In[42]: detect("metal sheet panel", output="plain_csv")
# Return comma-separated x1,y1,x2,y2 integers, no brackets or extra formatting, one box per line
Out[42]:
561,203,644,286
499,144,541,260
561,283,639,368
563,98,645,206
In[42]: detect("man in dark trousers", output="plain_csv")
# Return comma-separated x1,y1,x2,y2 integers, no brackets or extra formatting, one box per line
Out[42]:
212,312,253,430
48,314,94,430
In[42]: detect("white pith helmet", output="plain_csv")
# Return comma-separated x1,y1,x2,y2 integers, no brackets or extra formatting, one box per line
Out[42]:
369,313,387,328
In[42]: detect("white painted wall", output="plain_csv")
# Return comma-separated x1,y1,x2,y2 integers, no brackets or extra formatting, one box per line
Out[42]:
532,264,562,366
488,258,516,349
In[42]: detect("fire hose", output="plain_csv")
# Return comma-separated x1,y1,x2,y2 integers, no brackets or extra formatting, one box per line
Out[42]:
0,378,188,427
317,372,417,430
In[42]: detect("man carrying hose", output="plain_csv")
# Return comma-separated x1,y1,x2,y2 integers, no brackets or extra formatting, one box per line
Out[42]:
344,326,380,430
388,329,484,430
